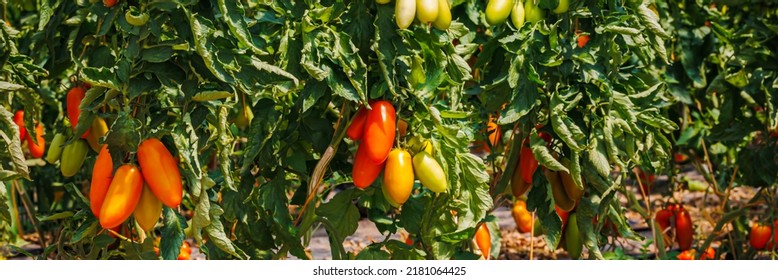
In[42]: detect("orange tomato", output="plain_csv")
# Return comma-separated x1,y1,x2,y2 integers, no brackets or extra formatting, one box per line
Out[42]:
177,251,190,260
26,123,46,158
362,101,396,163
475,223,491,260
103,0,118,8
90,145,113,218
352,141,385,189
555,205,569,228
382,149,414,206
577,35,590,48
99,164,144,229
137,138,183,208
486,117,501,147
518,145,538,184
512,200,533,233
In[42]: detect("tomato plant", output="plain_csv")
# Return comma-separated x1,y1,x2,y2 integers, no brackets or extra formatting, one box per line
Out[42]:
0,0,775,261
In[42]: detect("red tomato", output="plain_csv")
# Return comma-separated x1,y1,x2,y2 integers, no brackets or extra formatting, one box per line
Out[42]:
750,223,772,250
137,138,183,208
518,145,538,184
13,110,26,142
66,86,91,139
346,107,368,140
538,131,552,146
675,208,693,251
26,123,46,158
177,251,190,260
362,101,396,163
103,0,118,8
352,141,385,189
90,145,114,218
577,35,590,48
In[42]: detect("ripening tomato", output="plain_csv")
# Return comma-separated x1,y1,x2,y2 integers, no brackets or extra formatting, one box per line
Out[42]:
103,0,118,8
353,142,385,189
13,110,26,141
512,200,533,233
655,208,673,232
99,164,144,229
485,0,513,25
397,119,409,138
432,0,451,30
346,107,368,141
416,0,439,24
577,34,590,48
66,86,91,139
60,139,89,177
405,236,414,246
90,145,113,218
396,0,416,29
363,101,396,163
511,0,525,28
675,208,693,251
26,123,46,158
177,251,190,260
86,117,109,152
519,146,538,184
412,151,447,193
133,184,163,231
376,0,391,4
749,223,772,250
475,223,491,260
181,241,192,255
137,138,183,208
382,149,414,206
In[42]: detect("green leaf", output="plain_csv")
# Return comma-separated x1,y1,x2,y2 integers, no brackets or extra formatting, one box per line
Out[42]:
531,132,568,172
0,107,29,180
316,188,360,244
160,207,187,260
192,90,234,102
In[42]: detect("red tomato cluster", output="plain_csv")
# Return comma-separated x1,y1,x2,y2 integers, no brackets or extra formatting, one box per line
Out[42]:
348,101,396,189
655,203,694,251
677,247,715,260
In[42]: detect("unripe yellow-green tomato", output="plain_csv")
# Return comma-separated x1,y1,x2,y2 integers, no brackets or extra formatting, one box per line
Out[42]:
376,0,392,4
412,151,447,193
416,0,439,24
60,139,89,178
511,0,525,28
553,0,569,14
524,0,546,23
432,0,452,30
485,0,514,25
45,133,66,164
396,0,416,29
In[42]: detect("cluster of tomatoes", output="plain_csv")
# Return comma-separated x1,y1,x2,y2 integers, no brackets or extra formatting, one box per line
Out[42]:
387,0,452,30
348,101,447,207
44,84,111,179
749,219,778,251
91,138,183,232
655,203,694,251
153,238,193,260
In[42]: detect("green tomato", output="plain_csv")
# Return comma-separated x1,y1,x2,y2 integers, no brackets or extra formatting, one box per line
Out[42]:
60,139,89,178
45,133,66,164
485,0,514,26
432,0,452,30
565,213,583,259
524,0,545,23
125,8,149,27
412,151,447,193
376,0,391,4
553,0,569,14
416,0,439,24
396,0,416,29
511,0,526,28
